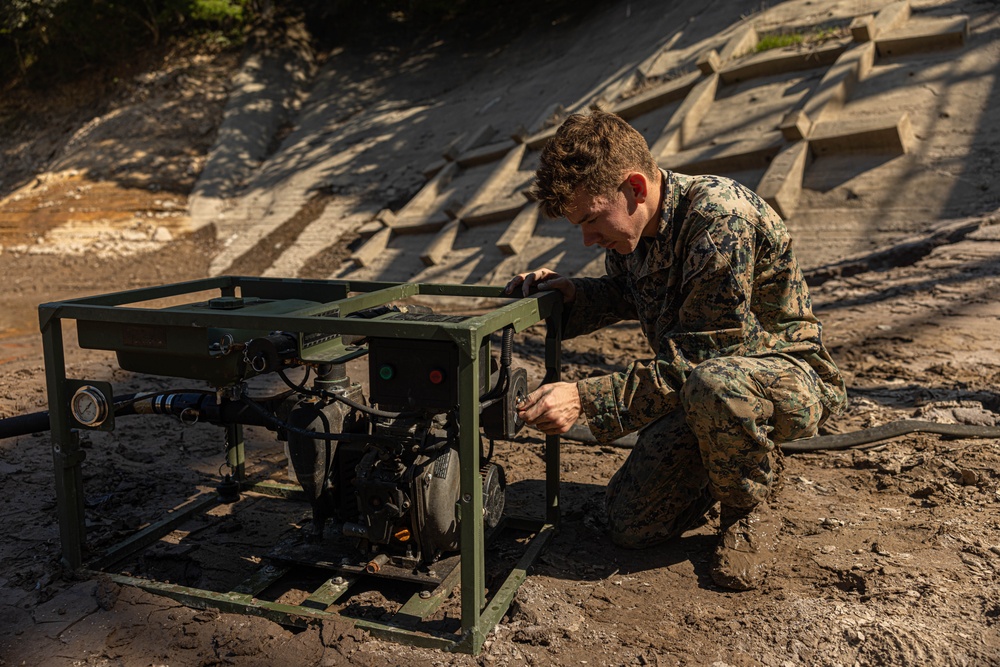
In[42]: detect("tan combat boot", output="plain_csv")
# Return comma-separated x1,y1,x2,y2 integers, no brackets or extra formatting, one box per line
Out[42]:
711,501,781,591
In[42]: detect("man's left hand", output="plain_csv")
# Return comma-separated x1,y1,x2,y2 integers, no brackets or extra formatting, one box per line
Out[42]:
517,382,582,435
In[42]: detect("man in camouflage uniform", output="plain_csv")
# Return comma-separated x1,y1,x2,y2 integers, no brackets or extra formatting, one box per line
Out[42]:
507,110,847,590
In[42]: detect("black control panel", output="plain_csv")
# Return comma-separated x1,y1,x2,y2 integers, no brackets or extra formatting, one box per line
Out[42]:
368,338,489,410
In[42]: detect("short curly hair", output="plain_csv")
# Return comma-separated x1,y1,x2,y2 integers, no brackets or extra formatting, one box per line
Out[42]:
529,110,659,219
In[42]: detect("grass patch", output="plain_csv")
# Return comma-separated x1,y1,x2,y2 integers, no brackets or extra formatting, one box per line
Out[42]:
754,22,850,54
755,33,803,52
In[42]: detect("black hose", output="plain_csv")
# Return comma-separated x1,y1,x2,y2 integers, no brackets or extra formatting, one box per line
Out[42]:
10,386,998,454
556,420,1000,452
0,392,150,439
0,389,291,439
781,420,1000,452
501,325,513,369
0,388,385,445
236,394,395,445
559,424,636,447
482,326,514,402
0,410,52,439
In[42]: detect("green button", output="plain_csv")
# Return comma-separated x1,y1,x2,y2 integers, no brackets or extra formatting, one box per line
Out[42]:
379,364,395,380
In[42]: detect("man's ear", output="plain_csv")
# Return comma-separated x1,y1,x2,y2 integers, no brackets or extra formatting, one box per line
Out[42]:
627,173,647,204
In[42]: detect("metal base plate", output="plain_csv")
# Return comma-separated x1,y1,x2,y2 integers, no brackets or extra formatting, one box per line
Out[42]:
268,530,460,586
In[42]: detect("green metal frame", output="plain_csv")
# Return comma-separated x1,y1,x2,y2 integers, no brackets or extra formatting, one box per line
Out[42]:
39,276,563,654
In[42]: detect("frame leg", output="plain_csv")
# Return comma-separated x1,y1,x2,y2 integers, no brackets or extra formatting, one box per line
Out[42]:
226,423,245,482
544,316,562,526
458,342,486,650
42,318,87,569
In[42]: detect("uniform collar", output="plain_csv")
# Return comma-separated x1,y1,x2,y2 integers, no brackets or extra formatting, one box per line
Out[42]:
622,169,675,279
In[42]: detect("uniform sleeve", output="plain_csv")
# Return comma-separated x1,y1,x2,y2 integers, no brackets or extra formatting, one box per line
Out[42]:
562,266,639,340
576,215,757,442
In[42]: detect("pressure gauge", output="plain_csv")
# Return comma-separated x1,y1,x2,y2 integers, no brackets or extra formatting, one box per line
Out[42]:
71,385,110,428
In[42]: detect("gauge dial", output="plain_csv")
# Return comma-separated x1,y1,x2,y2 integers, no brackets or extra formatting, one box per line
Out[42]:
71,386,109,427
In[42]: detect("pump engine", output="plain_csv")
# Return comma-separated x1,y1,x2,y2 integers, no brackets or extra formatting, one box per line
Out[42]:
66,297,531,577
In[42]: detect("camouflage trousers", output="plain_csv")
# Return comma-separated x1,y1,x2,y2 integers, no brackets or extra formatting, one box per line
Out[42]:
605,355,828,549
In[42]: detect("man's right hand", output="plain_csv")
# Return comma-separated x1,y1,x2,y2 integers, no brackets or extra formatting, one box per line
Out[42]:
504,267,577,303
516,381,582,435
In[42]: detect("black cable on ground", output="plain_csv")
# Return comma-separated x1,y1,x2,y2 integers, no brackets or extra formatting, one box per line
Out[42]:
555,420,1000,453
780,420,1000,452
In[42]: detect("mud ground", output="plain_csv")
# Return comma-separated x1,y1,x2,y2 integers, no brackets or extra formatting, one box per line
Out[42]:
1,1,999,666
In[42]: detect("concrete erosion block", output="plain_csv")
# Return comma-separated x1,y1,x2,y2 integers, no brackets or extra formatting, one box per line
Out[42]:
780,110,813,142
660,131,785,174
461,194,527,227
802,41,876,126
457,143,528,224
387,210,453,235
529,103,566,134
876,16,968,57
611,70,701,121
595,71,642,110
809,112,914,155
513,106,564,144
524,124,559,150
420,219,461,266
719,39,849,85
357,219,386,240
756,141,810,219
719,24,758,63
510,102,566,148
850,14,875,42
456,138,518,168
496,202,540,256
374,208,397,227
442,125,497,161
636,30,685,80
441,195,465,220
421,158,448,179
463,124,498,152
870,0,911,41
395,161,458,221
651,73,719,158
351,226,391,267
441,132,468,162
697,49,721,74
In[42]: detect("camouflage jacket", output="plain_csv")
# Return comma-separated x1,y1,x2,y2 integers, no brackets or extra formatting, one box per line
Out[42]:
567,170,847,442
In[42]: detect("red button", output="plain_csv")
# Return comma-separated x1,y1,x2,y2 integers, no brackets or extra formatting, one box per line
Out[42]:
428,369,445,384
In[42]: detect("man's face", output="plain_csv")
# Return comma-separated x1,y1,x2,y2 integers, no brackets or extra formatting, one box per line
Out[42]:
565,180,646,255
